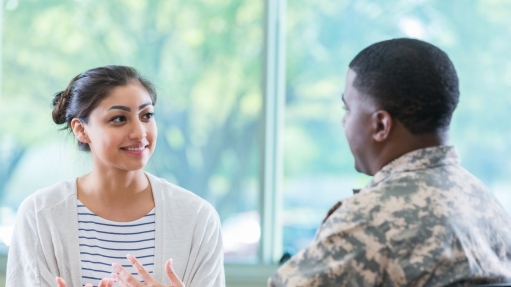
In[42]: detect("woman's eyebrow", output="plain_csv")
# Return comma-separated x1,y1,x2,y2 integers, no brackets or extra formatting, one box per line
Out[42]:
139,102,153,110
107,102,153,112
108,105,131,112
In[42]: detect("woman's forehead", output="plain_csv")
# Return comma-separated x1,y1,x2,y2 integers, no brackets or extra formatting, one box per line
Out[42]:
99,84,153,108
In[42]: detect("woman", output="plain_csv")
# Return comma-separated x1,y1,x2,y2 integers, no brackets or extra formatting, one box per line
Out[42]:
6,66,225,287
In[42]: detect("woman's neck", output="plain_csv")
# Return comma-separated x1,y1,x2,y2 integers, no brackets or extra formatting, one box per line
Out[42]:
82,169,147,198
77,168,154,221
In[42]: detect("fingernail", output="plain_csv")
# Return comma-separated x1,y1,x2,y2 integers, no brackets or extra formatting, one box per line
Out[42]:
127,254,134,262
111,273,118,282
112,263,120,272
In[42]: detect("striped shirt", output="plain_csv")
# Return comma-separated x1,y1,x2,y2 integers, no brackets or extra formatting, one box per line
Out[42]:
77,201,155,287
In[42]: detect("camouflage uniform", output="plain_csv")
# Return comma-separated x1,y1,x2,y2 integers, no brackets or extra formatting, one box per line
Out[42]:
269,146,511,287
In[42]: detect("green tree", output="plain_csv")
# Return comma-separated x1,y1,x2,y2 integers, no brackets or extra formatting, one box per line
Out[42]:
1,0,264,220
284,0,511,185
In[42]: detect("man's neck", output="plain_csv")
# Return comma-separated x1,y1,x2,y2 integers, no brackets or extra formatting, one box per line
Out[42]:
371,130,449,175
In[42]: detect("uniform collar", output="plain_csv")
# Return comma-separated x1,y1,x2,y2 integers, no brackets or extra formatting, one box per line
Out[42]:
323,146,459,224
366,145,460,189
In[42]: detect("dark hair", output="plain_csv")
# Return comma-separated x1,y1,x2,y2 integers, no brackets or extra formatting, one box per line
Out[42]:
349,38,459,134
52,65,157,151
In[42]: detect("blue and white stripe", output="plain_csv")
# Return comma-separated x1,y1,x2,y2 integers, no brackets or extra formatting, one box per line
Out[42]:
77,201,155,287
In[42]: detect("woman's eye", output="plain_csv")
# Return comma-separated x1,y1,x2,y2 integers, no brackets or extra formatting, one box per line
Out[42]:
111,116,127,123
142,112,155,120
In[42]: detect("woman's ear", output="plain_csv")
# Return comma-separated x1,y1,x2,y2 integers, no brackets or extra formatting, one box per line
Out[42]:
71,118,89,143
372,110,392,142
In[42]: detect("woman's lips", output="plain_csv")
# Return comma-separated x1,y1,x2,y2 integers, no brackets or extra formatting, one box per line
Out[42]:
120,146,147,156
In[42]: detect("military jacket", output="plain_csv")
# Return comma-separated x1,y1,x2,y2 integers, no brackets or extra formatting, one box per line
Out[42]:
269,146,511,286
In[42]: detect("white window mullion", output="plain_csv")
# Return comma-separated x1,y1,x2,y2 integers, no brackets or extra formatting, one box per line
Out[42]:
260,0,286,265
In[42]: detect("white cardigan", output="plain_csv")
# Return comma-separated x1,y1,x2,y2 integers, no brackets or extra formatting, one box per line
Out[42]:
6,173,225,287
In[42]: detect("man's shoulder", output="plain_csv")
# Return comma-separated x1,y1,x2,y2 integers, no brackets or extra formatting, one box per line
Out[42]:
378,163,489,196
322,164,495,239
360,163,510,242
317,191,385,239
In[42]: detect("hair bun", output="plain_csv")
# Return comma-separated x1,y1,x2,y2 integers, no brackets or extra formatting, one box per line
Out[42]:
52,90,70,125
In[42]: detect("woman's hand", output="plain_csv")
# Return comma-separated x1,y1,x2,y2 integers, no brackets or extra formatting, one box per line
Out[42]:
56,276,114,287
111,254,185,287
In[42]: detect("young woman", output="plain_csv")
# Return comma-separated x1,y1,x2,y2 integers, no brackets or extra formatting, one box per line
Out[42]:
6,66,225,287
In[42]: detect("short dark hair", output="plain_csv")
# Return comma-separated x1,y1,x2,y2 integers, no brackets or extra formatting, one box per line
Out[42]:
349,38,459,134
52,65,157,151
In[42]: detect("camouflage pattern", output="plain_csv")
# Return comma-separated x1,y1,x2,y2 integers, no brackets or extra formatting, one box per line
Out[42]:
269,146,511,286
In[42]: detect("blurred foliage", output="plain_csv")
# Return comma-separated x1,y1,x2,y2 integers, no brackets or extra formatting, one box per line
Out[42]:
1,0,264,219
3,0,511,258
280,0,511,253
284,0,511,185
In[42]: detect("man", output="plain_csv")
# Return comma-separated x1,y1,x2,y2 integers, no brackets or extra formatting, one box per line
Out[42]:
268,38,511,286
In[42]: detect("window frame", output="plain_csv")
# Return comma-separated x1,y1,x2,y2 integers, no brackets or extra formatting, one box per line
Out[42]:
258,0,286,266
225,0,287,284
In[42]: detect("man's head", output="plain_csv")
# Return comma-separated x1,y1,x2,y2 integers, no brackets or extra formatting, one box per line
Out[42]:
342,38,459,175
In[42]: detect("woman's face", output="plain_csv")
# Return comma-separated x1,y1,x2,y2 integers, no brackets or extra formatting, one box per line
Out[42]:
83,82,157,173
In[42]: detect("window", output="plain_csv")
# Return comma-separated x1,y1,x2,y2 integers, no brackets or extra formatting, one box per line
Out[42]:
283,0,511,257
0,0,266,284
2,0,511,286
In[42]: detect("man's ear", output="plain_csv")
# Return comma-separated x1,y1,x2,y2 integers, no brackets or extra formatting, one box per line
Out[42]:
71,118,89,143
371,110,392,142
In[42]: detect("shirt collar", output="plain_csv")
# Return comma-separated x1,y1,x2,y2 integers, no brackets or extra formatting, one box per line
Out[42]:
366,145,460,189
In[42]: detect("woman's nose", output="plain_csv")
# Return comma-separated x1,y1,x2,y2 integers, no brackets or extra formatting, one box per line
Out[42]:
129,119,147,140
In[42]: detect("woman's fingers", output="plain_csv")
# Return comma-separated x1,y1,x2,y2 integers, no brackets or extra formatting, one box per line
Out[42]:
111,254,154,287
112,262,142,287
112,255,184,287
112,272,130,287
56,277,66,287
57,276,113,287
98,278,115,287
165,259,185,287
126,254,154,284
112,272,139,287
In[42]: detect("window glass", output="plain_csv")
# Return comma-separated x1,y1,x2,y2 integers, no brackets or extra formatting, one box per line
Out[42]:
283,0,511,255
0,0,264,264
